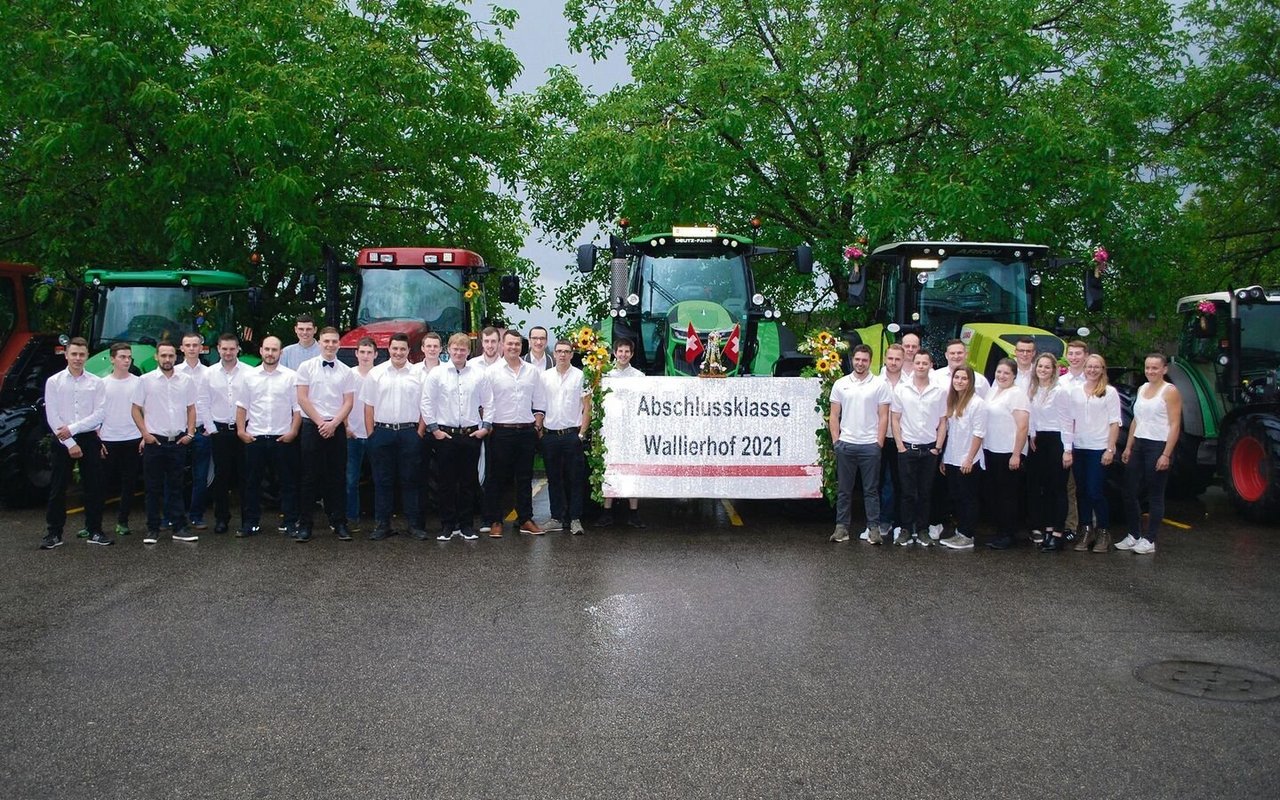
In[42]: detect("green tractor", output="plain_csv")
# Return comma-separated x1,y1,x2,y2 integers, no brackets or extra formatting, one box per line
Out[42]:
845,241,1100,375
71,269,261,374
576,222,813,375
1169,286,1280,520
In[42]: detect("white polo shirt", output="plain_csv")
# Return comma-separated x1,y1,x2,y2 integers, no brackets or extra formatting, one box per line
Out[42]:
100,373,142,442
985,385,1031,455
360,361,424,425
893,378,947,447
830,370,894,445
931,366,992,397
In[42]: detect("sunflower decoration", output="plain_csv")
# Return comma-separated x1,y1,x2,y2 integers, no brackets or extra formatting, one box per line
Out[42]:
570,324,614,503
463,280,485,334
797,329,850,504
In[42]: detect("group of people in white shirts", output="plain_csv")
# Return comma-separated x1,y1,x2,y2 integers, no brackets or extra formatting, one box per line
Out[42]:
828,333,1181,555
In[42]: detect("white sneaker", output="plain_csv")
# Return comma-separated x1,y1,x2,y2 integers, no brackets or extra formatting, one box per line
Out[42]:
570,520,585,535
928,524,944,541
858,528,871,541
1132,538,1156,555
479,524,491,533
939,533,974,550
1114,534,1138,551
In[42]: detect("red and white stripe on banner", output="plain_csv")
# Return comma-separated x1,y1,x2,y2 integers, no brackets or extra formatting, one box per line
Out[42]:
599,376,824,499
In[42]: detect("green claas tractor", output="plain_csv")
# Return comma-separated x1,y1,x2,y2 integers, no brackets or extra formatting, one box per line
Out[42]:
845,241,1100,376
1168,287,1280,520
576,222,813,375
70,269,261,375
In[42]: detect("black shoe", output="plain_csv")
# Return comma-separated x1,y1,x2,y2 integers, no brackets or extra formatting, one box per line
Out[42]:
214,521,229,534
1041,534,1064,552
334,524,352,541
411,528,430,541
39,533,63,550
626,515,647,529
459,528,479,541
435,530,454,542
87,532,115,546
986,535,1015,550
235,526,261,538
1062,528,1077,543
596,513,614,527
369,526,393,541
295,528,312,543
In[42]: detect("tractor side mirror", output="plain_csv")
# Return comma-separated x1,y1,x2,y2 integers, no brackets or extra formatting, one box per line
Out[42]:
577,244,598,275
246,288,263,316
795,244,813,275
1084,268,1104,313
499,275,520,304
299,272,318,303
846,263,868,307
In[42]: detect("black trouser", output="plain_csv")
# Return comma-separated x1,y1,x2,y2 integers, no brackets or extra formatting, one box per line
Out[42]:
143,438,187,533
542,430,585,523
983,450,1023,538
242,436,299,530
208,424,242,525
1124,437,1170,541
897,445,938,535
299,420,347,530
47,431,104,536
418,433,436,523
1027,432,1067,532
484,426,536,525
369,425,422,529
879,439,901,528
945,466,981,537
102,438,141,526
434,428,482,531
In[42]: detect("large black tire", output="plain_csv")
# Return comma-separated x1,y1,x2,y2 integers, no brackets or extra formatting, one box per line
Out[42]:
1166,431,1215,497
1222,415,1280,522
0,415,54,508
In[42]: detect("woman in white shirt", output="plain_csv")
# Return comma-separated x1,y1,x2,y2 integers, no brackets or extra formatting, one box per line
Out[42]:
983,359,1030,550
937,365,987,550
1118,353,1182,555
1028,353,1072,551
1064,353,1122,552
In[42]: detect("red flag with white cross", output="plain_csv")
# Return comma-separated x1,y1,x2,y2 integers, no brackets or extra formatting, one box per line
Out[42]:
684,323,704,363
723,324,741,365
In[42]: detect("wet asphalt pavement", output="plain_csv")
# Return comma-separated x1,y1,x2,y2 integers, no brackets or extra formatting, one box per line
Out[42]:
1,486,1277,799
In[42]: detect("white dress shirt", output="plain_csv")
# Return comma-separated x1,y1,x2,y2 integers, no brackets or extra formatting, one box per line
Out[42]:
176,360,210,428
541,365,588,431
100,374,142,442
205,361,248,429
466,353,501,370
44,369,106,449
829,371,893,445
1029,383,1071,445
361,362,425,425
347,369,376,439
236,365,300,436
1066,384,1121,452
295,356,355,421
486,359,547,424
942,396,989,469
893,378,947,446
422,363,493,429
133,370,196,437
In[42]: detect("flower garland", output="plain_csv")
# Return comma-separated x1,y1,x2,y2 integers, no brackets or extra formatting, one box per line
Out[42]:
843,236,869,278
463,281,483,335
797,330,848,504
574,325,613,503
1196,299,1216,316
1092,246,1110,278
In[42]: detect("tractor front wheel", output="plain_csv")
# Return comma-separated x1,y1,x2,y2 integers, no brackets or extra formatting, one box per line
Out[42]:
1223,415,1280,521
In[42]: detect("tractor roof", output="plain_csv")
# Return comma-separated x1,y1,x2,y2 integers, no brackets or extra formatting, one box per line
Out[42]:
630,228,753,248
83,269,248,288
871,242,1050,259
1178,289,1280,313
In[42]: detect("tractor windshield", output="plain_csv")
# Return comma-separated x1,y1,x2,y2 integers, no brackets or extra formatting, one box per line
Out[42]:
357,268,466,333
636,254,749,321
915,257,1031,355
93,285,197,348
1238,303,1280,374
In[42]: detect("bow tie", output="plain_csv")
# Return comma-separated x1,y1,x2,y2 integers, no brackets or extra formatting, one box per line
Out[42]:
322,361,335,369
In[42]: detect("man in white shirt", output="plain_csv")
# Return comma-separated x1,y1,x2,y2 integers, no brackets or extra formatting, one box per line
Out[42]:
523,326,553,370
422,332,493,540
599,338,645,526
932,339,992,396
132,340,198,543
892,350,947,545
414,332,444,525
828,344,894,544
178,331,213,530
1013,336,1037,389
875,343,906,542
483,330,547,537
280,314,320,370
235,336,301,537
41,336,107,549
466,326,502,370
204,333,247,534
900,331,922,363
295,326,355,542
99,343,142,539
540,339,590,534
345,336,378,531
1059,339,1090,536
361,332,427,540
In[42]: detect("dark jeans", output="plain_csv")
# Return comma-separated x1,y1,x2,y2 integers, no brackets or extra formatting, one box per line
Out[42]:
879,439,900,528
144,439,188,533
1124,437,1169,541
346,436,368,519
208,425,242,525
484,427,536,525
983,450,1023,538
1027,432,1067,531
1072,449,1109,529
241,436,299,530
299,420,348,529
834,440,881,531
945,465,981,536
47,432,104,535
434,431,482,531
186,430,212,523
897,446,938,535
102,438,141,526
369,426,422,529
542,431,586,523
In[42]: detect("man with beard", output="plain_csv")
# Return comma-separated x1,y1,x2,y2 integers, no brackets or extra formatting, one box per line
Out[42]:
132,341,198,543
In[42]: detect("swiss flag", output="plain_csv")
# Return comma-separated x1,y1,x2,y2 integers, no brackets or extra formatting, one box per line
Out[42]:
723,324,741,365
684,322,704,363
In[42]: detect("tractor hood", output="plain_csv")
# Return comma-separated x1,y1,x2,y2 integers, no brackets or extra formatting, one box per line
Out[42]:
338,319,430,364
667,300,735,334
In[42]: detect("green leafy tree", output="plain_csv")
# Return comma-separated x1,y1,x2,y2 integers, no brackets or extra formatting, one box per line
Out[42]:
0,0,539,330
524,0,1188,350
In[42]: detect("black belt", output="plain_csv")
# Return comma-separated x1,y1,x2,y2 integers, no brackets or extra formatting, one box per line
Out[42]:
440,425,479,436
253,434,283,441
492,422,534,429
213,421,236,433
543,427,579,436
375,421,416,431
905,442,937,451
151,434,187,444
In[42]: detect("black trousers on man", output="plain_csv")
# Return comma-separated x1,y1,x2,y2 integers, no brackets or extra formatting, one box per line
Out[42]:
299,419,347,531
241,436,299,532
207,423,242,528
143,437,187,534
484,426,536,526
47,431,104,536
542,429,585,524
102,438,141,527
434,427,482,532
897,444,938,536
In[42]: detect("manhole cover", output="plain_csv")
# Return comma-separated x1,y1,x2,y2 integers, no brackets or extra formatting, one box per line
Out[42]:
1135,660,1280,702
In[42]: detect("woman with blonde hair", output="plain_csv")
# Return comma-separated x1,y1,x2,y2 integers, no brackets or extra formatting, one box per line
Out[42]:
1064,353,1122,552
1027,352,1072,551
937,365,987,550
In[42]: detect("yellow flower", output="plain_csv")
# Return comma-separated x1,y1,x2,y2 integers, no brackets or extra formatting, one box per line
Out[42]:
468,281,479,291
817,331,835,347
464,290,475,300
816,357,831,372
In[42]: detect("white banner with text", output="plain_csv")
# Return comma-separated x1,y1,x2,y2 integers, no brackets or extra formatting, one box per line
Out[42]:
600,376,824,499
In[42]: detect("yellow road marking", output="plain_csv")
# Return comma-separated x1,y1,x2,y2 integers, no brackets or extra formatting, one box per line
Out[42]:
1162,518,1192,530
720,499,743,526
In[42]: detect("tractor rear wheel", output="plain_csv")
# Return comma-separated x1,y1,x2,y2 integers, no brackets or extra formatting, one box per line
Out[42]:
2,417,53,507
1223,415,1280,521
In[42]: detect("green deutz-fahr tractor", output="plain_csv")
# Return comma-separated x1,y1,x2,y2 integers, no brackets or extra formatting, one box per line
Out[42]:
1168,286,1280,520
845,241,1101,376
71,269,261,375
576,222,813,375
